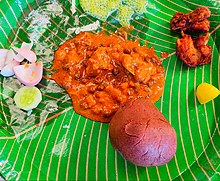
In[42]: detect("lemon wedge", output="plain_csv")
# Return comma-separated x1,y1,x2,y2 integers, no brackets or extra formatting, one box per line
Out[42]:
196,83,220,104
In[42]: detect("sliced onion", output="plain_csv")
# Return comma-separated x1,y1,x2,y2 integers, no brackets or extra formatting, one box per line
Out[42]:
0,59,5,70
0,49,8,70
14,53,24,62
13,47,36,63
21,41,33,49
5,49,16,64
13,62,43,86
0,49,8,59
1,59,20,77
0,55,6,70
13,41,34,62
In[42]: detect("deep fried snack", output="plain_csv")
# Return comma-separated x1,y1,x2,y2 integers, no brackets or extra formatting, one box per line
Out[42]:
170,7,211,33
176,32,211,67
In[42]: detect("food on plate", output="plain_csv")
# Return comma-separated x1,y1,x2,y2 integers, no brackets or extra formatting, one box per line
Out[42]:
0,41,43,114
79,0,147,26
0,49,8,59
109,98,177,167
14,86,42,111
0,49,9,70
13,62,43,86
0,49,18,75
13,41,34,62
160,51,169,59
5,49,16,65
52,32,165,122
171,7,212,67
196,83,220,104
0,59,20,77
12,47,36,63
170,6,211,33
176,32,211,67
0,41,37,77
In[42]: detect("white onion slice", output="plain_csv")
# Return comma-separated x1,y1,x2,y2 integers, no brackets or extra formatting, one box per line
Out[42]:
14,53,24,62
5,49,16,64
21,41,33,49
1,59,20,77
13,47,36,63
13,62,43,86
0,57,6,70
13,41,34,62
0,49,8,59
0,49,9,70
0,59,5,70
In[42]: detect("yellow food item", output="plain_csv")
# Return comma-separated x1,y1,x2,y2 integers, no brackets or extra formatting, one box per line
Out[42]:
79,0,148,26
196,83,220,104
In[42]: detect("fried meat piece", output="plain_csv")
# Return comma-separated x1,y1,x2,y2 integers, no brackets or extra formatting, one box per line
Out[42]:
171,7,211,33
193,33,209,47
189,19,210,33
197,45,212,65
176,34,200,67
176,32,211,67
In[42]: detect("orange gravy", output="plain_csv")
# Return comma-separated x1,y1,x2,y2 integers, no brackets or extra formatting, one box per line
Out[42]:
52,32,165,122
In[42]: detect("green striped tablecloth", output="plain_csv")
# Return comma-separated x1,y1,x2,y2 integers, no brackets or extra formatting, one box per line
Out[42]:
0,0,220,180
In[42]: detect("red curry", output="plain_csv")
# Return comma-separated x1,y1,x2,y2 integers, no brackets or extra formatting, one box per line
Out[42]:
52,32,165,122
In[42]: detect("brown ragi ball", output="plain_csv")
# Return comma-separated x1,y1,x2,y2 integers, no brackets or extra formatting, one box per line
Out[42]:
109,98,177,167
